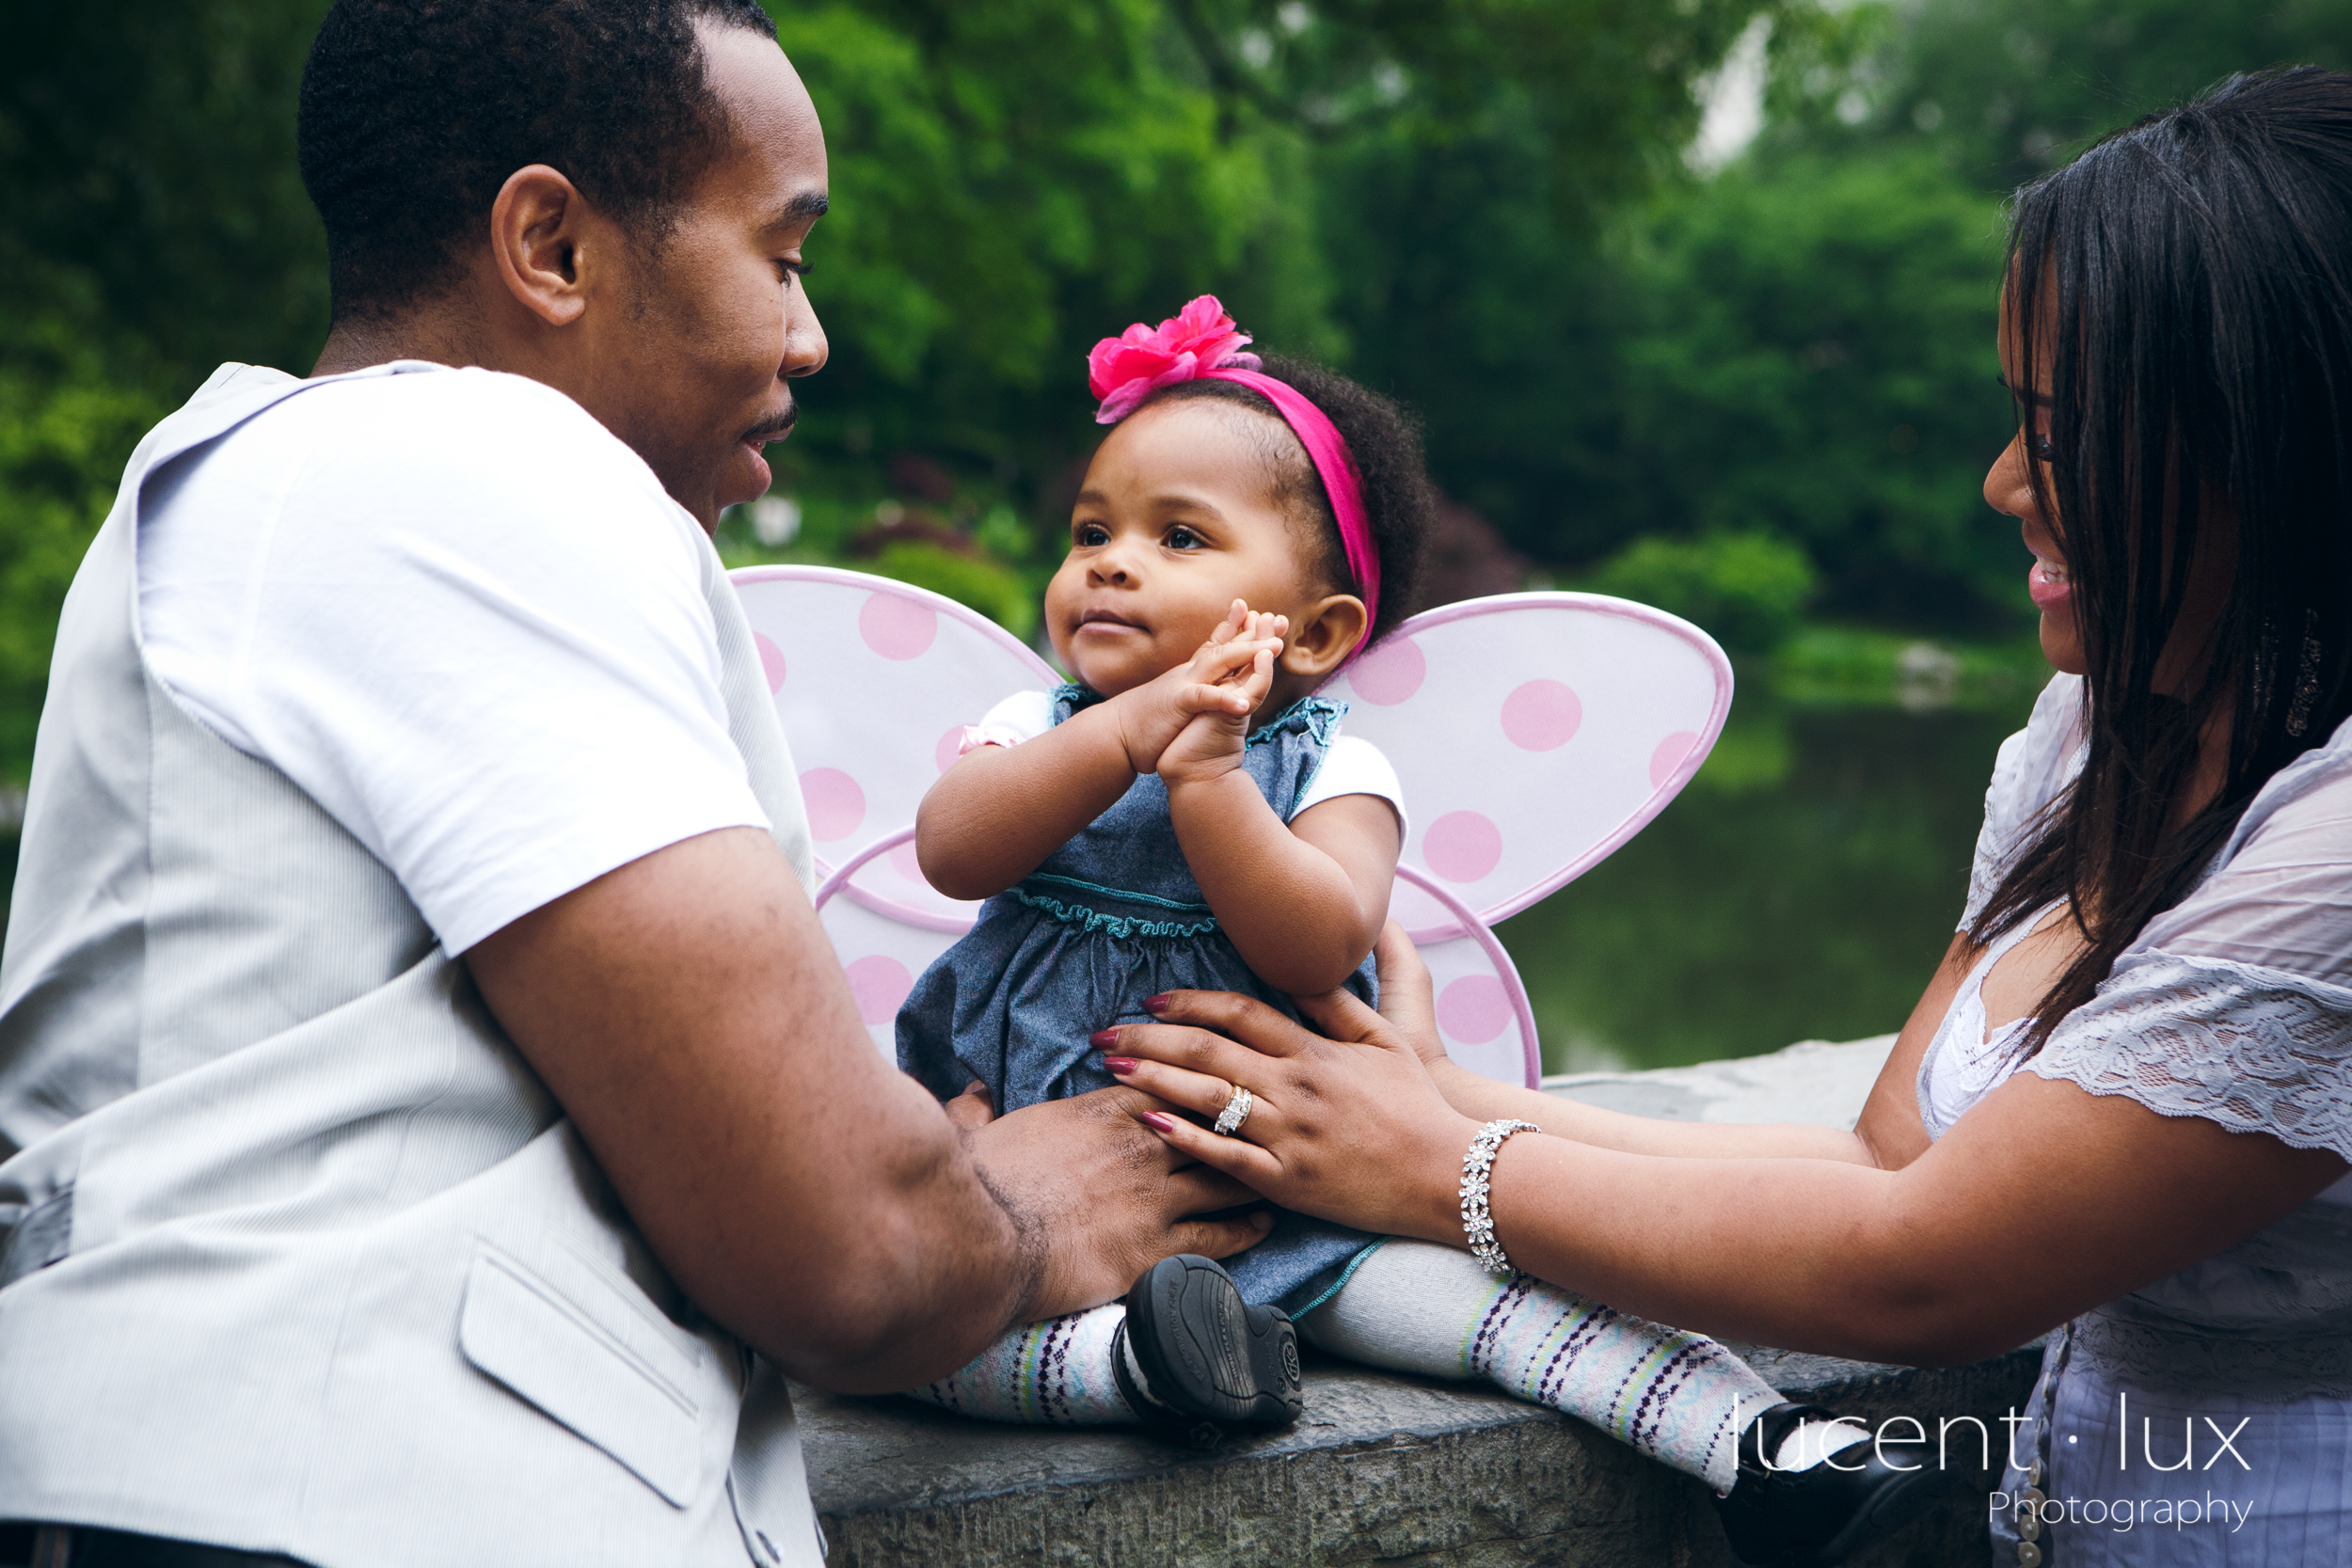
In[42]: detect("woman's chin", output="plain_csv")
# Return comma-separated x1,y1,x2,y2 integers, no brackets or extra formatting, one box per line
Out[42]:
2039,610,2088,676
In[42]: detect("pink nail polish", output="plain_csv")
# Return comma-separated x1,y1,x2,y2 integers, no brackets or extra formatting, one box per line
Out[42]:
1139,1112,1176,1133
1142,993,1171,1013
1103,1056,1138,1076
1089,1028,1120,1048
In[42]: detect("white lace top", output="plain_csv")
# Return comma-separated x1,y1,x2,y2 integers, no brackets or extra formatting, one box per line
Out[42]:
1921,673,2352,1399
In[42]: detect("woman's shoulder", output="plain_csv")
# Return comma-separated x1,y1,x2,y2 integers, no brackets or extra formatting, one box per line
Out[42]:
1998,672,2088,804
2130,706,2352,984
1963,673,2086,929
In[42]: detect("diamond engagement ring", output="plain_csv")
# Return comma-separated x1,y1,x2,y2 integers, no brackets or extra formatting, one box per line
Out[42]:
1213,1085,1254,1136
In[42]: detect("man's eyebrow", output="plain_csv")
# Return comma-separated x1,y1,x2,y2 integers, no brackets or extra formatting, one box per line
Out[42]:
1994,372,2054,407
767,191,829,229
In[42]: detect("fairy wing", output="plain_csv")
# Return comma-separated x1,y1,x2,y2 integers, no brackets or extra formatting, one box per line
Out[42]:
1324,593,1734,1085
729,564,1059,1055
1327,591,1733,932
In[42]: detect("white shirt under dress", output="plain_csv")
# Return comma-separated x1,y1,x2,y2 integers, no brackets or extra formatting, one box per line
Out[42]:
1915,673,2352,1567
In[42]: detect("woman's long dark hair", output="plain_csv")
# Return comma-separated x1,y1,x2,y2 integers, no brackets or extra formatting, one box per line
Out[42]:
1973,67,2352,1052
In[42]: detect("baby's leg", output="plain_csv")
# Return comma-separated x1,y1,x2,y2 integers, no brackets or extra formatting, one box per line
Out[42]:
903,1305,1140,1426
1304,1241,1858,1493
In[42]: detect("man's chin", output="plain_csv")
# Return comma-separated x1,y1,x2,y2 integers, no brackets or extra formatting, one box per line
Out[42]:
726,437,776,506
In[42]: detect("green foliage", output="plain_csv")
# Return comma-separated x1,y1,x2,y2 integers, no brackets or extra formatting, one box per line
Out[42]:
1,0,327,781
1612,146,2013,626
862,542,1040,641
1584,531,1817,654
1773,0,2352,194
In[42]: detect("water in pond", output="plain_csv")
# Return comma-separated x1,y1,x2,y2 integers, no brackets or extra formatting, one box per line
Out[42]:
1496,696,2034,1074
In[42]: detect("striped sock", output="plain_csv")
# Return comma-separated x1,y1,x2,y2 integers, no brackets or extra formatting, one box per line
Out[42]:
902,1304,1139,1426
1470,1272,1784,1492
1303,1240,1786,1492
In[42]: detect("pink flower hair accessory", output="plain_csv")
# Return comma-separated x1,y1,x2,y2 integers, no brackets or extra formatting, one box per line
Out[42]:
1086,294,1262,421
1084,295,1379,645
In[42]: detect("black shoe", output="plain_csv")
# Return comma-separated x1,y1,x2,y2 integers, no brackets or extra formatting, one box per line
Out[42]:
1112,1254,1303,1446
1713,1402,1947,1568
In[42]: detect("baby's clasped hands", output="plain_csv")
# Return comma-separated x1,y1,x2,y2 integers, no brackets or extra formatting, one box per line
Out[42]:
1112,599,1288,780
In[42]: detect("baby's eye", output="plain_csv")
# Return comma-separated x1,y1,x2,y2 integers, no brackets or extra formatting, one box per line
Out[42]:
1166,526,1204,551
1074,522,1110,547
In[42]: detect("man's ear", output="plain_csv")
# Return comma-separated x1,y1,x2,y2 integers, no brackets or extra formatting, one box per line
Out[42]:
490,165,599,328
1281,593,1369,681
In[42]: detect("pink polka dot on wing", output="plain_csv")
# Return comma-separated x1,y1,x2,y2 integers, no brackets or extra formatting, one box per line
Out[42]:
755,632,787,693
1501,678,1581,751
799,768,866,842
1438,974,1512,1045
860,591,938,660
888,839,927,887
1347,636,1425,705
1422,811,1502,883
1650,731,1700,790
935,724,966,774
846,955,914,1025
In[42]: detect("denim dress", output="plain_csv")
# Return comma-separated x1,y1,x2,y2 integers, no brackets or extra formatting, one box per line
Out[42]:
897,685,1380,1316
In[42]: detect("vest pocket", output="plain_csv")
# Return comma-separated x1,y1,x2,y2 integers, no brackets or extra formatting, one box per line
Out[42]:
458,1243,705,1505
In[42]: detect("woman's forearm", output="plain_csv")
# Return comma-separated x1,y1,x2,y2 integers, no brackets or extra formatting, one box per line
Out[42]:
1476,1135,1963,1362
1427,1059,1876,1164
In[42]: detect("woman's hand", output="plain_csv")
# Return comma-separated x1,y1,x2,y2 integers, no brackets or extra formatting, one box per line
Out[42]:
1098,984,1486,1245
1365,921,1455,1075
1114,600,1285,781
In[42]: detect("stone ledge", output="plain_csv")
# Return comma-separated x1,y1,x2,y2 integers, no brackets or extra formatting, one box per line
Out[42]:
800,1037,2034,1566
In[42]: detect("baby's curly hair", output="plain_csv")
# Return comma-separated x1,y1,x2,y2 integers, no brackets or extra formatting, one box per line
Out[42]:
1130,358,1436,648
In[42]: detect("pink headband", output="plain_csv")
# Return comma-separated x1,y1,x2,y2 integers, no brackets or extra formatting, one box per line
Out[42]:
1086,295,1379,639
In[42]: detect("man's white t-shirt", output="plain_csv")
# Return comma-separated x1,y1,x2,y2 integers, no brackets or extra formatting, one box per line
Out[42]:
974,689,1408,830
137,361,771,956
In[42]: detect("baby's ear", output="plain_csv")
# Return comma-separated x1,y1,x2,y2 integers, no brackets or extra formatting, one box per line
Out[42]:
1283,594,1368,678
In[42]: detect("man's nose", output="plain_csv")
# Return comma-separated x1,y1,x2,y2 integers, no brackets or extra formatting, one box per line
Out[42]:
784,285,828,379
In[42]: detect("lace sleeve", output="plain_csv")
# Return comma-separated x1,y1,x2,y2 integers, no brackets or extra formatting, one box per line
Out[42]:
2029,949,2352,1161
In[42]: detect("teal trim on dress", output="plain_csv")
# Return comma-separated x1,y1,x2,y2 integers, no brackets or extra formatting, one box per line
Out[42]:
1011,885,1220,941
1288,1235,1391,1321
1023,871,1212,914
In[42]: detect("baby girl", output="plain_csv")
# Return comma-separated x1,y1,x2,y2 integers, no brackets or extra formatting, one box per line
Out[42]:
891,299,1934,1567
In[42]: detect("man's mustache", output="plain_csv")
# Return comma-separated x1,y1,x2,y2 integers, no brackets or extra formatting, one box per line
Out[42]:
741,400,799,445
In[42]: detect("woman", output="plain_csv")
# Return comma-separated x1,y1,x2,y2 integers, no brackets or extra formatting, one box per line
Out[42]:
1100,68,2352,1567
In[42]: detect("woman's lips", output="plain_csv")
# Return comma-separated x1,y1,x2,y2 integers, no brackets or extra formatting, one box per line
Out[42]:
2028,555,2073,612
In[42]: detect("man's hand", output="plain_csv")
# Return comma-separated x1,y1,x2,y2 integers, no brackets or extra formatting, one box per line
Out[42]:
464,826,1265,1393
967,1087,1275,1320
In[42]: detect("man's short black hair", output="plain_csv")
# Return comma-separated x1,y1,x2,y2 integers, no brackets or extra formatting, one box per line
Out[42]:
298,0,779,321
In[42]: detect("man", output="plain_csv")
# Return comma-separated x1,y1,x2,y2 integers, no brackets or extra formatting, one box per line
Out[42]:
0,4,1264,1563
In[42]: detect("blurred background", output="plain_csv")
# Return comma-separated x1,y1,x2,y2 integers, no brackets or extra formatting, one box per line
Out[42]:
6,0,2346,1069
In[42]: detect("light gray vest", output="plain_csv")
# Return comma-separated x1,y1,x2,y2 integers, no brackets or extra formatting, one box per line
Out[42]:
0,364,823,1567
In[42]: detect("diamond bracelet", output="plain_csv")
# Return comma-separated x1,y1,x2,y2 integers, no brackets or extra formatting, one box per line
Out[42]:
1459,1119,1540,1275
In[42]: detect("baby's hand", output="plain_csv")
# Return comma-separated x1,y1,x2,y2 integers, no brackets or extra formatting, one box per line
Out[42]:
1113,600,1286,777
1154,602,1288,785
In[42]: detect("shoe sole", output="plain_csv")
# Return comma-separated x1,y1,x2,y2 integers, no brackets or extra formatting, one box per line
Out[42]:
1804,1464,1946,1566
1125,1255,1303,1427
